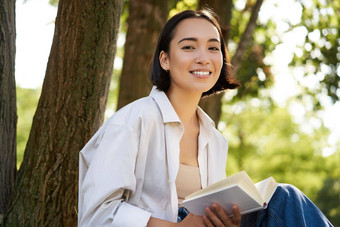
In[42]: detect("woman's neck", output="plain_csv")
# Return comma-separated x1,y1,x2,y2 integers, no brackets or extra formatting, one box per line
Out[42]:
166,88,201,124
166,88,201,167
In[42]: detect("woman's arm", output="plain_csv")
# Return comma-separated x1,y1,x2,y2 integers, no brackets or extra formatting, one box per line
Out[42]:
147,204,241,227
79,124,152,226
147,214,206,227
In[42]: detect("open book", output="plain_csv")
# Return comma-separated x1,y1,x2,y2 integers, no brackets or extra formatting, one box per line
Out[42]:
180,171,278,216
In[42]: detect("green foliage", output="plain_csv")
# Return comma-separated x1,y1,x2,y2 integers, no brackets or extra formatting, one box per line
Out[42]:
315,159,340,226
119,0,130,33
228,2,276,100
229,4,251,44
234,43,274,98
220,94,339,223
290,0,340,103
169,0,198,17
16,86,41,169
48,0,58,7
105,68,121,118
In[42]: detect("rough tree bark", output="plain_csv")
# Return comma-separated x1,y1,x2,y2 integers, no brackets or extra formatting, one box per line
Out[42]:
3,0,123,226
198,0,264,125
117,0,168,109
0,0,16,221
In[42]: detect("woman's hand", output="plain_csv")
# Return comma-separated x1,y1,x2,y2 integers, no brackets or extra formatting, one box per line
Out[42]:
203,203,241,227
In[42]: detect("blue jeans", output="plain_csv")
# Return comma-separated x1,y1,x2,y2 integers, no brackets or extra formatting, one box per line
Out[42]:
241,184,333,227
178,184,333,226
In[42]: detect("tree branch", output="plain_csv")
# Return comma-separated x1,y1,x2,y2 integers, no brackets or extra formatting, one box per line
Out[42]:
231,0,264,75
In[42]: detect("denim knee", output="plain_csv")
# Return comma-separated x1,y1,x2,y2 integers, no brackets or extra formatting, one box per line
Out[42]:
241,183,333,226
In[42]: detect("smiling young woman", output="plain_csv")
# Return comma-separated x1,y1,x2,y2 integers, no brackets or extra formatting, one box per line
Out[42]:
158,17,225,170
159,18,223,99
78,9,333,227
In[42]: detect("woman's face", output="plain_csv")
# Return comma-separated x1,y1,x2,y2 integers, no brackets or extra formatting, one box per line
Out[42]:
160,18,223,97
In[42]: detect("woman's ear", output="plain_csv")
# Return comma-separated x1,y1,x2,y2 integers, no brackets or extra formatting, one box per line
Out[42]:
159,51,169,71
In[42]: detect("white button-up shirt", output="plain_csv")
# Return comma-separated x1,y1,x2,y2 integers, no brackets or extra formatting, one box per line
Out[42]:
78,87,229,226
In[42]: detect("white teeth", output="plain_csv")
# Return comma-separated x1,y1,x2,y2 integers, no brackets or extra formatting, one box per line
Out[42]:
192,71,210,76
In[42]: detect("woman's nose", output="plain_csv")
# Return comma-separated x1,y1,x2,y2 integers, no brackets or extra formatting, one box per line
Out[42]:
194,49,209,65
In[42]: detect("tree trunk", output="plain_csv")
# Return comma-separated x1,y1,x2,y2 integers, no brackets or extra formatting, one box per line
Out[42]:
198,0,232,126
0,0,16,221
3,0,123,226
199,0,264,126
117,0,168,110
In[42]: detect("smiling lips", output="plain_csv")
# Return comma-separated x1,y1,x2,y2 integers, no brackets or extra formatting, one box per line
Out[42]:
190,70,211,78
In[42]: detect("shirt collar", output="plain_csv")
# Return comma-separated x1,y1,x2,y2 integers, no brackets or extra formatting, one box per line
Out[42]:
196,106,215,129
149,86,181,123
149,86,215,129
197,106,215,149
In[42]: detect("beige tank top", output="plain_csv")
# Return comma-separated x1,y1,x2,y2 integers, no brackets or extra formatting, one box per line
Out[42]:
175,163,202,204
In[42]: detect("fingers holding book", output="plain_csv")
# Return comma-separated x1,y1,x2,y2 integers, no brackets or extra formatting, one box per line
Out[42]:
203,203,241,227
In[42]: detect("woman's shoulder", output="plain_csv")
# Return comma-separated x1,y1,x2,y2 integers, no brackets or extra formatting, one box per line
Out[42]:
211,127,228,146
197,107,228,145
203,120,228,150
106,96,162,128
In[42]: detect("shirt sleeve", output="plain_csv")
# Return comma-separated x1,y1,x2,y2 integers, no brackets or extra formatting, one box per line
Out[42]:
78,123,152,227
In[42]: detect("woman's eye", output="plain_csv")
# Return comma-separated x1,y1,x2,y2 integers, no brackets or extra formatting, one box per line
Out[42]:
182,46,195,50
209,47,220,51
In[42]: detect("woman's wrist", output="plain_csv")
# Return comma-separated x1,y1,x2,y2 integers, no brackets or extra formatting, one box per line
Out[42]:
147,217,178,227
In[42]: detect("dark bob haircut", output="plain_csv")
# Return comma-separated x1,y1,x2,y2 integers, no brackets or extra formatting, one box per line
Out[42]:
150,9,240,97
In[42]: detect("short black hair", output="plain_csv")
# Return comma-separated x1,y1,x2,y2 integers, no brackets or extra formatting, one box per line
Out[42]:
150,9,240,97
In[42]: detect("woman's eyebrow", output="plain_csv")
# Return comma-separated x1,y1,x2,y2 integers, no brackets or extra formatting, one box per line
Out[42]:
208,38,220,43
178,37,220,44
178,37,197,44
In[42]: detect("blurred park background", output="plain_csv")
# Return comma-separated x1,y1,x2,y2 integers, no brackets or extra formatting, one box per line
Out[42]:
2,0,339,225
